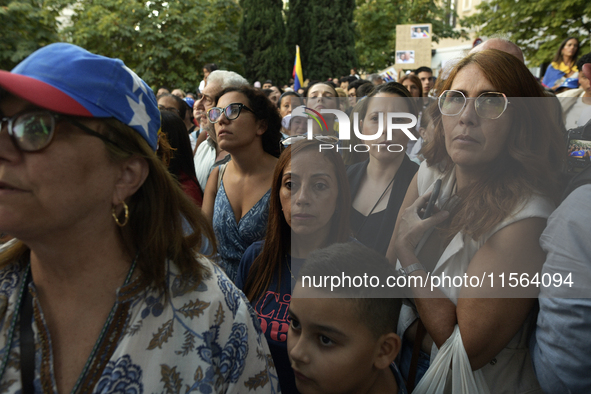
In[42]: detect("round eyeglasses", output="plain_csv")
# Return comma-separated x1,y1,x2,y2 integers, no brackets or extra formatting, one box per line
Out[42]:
438,90,510,119
0,110,117,152
207,103,255,123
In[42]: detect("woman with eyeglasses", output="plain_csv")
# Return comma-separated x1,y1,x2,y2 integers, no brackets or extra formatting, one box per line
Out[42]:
0,44,279,393
235,139,351,393
387,50,564,392
347,82,419,256
202,86,282,282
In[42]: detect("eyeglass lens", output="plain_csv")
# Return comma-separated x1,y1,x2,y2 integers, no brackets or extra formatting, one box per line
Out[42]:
9,112,55,151
440,91,507,119
208,104,243,123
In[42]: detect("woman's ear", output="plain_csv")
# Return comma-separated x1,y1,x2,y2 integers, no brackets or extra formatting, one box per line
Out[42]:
256,119,268,136
112,156,149,205
373,333,402,370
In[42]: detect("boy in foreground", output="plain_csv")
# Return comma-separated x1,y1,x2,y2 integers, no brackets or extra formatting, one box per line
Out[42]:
287,242,407,394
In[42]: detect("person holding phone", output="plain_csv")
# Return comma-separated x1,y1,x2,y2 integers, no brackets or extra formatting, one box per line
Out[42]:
387,49,564,392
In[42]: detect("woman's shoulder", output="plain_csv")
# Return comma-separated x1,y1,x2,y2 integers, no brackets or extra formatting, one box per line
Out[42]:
133,257,280,393
512,193,556,221
0,260,25,299
241,241,265,264
417,160,446,194
346,159,369,191
346,159,369,176
487,194,556,238
165,257,263,352
167,257,249,308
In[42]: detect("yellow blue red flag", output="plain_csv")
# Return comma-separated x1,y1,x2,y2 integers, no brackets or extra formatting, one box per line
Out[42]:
293,45,304,91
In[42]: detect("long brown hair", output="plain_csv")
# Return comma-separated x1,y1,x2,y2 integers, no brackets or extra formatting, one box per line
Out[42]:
0,119,216,295
243,140,351,302
423,49,564,240
399,74,423,98
551,37,580,66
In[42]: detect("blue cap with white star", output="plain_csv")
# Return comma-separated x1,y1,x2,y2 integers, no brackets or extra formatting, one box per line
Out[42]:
0,43,160,150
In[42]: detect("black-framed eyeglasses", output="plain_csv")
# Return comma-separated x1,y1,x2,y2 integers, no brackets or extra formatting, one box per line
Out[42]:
207,103,255,123
438,90,510,119
0,110,117,152
157,105,180,114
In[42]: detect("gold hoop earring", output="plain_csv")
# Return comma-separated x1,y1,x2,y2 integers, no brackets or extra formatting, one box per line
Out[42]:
112,201,129,227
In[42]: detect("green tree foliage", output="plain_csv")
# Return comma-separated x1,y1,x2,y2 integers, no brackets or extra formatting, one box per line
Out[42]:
462,0,591,66
285,0,312,79
354,0,463,72
0,0,64,70
238,0,290,85
67,0,243,92
306,0,358,80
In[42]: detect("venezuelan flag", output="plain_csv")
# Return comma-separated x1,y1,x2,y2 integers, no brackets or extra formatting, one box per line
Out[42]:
293,45,304,91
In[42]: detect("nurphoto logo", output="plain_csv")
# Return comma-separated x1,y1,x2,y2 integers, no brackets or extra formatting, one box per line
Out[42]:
291,104,417,153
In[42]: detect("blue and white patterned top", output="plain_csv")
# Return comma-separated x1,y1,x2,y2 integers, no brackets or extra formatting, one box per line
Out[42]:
0,257,280,393
213,181,271,283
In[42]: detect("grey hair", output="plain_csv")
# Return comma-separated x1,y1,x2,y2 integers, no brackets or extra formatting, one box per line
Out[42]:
467,35,525,63
207,70,249,90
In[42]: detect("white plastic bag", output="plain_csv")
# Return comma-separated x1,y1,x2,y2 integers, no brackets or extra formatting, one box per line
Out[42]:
413,325,490,394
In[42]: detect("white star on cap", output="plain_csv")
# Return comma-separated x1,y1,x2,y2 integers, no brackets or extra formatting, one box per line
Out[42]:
126,94,150,137
122,65,147,94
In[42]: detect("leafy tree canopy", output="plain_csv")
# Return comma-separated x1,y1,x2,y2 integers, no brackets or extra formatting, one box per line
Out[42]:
0,0,64,70
306,0,358,80
66,0,244,92
239,0,291,85
462,0,591,66
354,0,463,72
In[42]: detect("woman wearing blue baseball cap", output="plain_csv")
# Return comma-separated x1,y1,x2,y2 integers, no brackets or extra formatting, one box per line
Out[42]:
0,43,279,393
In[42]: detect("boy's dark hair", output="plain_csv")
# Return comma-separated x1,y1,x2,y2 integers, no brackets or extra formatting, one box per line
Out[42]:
576,53,591,72
203,63,218,73
356,82,375,97
299,242,403,338
340,75,357,84
414,66,433,75
348,79,371,92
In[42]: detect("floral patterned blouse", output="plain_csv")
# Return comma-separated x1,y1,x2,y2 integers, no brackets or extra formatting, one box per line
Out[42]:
0,257,280,393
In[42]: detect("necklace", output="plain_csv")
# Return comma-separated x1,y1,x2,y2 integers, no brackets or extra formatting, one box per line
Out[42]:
0,255,138,393
355,173,397,235
286,259,295,281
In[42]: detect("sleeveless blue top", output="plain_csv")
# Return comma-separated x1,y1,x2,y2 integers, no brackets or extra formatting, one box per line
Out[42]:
213,180,271,282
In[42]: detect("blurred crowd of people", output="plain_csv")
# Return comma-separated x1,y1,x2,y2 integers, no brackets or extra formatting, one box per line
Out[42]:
0,34,590,393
